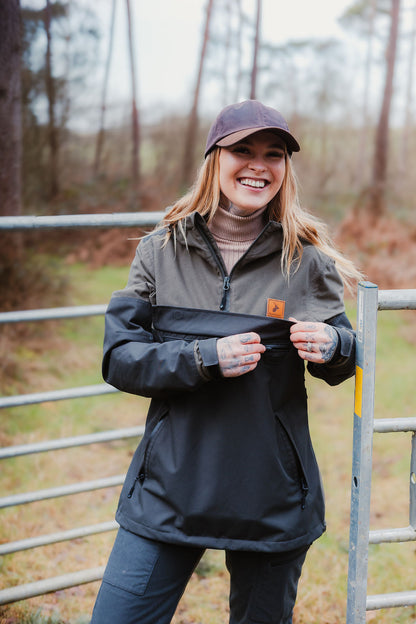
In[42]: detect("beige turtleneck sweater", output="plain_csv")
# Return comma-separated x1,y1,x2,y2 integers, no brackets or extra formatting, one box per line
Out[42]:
208,205,268,274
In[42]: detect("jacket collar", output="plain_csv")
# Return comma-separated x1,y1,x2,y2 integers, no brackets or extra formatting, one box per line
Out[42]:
174,211,284,265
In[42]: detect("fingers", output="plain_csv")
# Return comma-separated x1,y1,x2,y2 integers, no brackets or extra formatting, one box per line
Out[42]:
217,332,266,378
289,320,339,363
216,321,339,375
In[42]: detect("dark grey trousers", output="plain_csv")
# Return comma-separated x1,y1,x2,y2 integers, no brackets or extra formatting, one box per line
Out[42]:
91,528,309,624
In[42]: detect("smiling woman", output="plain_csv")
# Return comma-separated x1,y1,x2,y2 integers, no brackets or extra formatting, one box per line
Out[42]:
218,132,287,216
90,100,362,624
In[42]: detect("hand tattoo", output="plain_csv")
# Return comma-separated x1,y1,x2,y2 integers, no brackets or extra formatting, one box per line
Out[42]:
318,326,338,362
240,334,254,344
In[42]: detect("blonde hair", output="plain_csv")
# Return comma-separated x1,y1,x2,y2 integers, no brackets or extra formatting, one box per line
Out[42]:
160,148,361,292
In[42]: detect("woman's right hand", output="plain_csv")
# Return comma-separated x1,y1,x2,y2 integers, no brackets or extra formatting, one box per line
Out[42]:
216,332,265,378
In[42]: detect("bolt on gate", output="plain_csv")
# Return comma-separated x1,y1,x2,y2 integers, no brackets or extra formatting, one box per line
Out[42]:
347,282,416,622
0,212,162,606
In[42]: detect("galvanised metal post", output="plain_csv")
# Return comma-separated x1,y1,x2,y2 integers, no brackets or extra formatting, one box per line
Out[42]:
346,282,378,624
411,433,416,531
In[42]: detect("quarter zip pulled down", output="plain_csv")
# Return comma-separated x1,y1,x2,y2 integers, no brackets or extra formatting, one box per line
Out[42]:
195,213,272,312
220,276,230,310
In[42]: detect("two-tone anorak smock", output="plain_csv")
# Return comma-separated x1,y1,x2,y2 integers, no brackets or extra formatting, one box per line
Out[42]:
103,212,355,553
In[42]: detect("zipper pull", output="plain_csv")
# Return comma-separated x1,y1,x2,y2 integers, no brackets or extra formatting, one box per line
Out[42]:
127,473,144,498
220,276,230,310
300,479,309,510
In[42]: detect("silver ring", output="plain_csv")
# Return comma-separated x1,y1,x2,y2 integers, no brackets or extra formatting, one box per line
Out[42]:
306,342,312,353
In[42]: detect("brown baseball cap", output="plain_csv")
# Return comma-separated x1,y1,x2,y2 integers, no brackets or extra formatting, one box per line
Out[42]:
205,100,300,158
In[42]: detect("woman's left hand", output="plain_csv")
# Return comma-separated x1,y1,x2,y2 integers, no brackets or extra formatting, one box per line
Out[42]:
289,318,338,363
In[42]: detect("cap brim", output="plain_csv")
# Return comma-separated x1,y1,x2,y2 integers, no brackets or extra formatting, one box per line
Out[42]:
216,127,300,152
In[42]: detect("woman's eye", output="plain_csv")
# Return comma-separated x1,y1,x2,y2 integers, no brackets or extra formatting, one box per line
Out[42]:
269,151,285,159
232,146,250,155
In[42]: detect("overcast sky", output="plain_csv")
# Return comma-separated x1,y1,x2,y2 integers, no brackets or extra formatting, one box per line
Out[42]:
97,0,354,118
23,0,414,130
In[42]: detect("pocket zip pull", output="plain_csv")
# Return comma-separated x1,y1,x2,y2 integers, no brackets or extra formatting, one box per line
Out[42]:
300,479,309,510
127,472,145,498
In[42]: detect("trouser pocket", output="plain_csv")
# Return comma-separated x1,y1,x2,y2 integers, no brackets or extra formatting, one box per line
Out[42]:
91,528,204,624
101,528,160,596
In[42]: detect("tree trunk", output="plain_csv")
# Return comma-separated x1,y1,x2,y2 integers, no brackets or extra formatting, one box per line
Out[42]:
368,0,400,218
44,0,59,199
234,0,243,101
222,0,232,106
0,0,22,217
250,0,262,100
94,0,116,177
356,0,377,187
126,0,140,199
181,0,214,188
401,0,416,165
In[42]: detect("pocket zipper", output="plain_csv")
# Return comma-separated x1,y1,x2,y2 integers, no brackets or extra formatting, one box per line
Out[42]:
265,343,290,352
300,478,309,510
276,413,309,510
127,416,166,499
127,473,144,499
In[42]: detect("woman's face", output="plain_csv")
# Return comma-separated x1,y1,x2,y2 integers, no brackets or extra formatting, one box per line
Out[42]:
219,130,286,216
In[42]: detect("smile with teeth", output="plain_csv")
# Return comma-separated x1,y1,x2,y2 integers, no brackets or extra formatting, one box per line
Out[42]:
238,178,268,189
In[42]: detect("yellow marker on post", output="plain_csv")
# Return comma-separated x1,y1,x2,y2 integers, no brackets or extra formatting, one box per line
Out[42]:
354,365,363,418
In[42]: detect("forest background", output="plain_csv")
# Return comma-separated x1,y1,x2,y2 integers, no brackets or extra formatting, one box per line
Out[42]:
1,0,416,623
1,0,416,295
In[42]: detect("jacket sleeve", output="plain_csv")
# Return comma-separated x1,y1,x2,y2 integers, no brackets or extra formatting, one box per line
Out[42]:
307,311,356,386
102,294,219,398
102,237,219,398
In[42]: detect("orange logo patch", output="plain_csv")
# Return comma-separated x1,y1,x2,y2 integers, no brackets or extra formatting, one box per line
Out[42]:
266,298,285,319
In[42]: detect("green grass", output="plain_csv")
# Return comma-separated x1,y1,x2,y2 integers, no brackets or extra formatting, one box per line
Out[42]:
66,263,130,306
1,271,416,623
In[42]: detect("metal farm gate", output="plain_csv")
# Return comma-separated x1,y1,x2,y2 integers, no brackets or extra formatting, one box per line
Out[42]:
1,215,416,621
0,212,162,605
347,282,416,622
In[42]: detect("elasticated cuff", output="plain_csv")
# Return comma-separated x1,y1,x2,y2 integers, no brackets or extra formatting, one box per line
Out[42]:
194,338,221,380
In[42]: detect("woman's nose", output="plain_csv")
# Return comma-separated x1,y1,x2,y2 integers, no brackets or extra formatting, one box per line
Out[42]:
248,156,266,172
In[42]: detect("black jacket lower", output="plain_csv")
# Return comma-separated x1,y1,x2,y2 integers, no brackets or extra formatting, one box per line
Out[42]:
104,301,354,552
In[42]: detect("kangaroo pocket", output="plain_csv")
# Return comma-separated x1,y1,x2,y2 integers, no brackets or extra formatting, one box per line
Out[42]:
129,371,317,543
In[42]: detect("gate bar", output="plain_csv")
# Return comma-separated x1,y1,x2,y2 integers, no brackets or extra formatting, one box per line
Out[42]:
0,305,107,324
0,211,165,229
0,383,118,409
0,521,118,555
377,290,416,310
0,475,124,508
366,590,416,610
0,567,106,606
0,426,144,459
369,526,416,544
373,417,416,433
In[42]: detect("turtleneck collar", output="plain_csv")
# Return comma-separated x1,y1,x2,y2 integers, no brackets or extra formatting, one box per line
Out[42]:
208,205,269,243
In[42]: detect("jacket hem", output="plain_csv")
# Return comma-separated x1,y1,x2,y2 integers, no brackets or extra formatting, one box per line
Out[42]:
115,511,326,553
